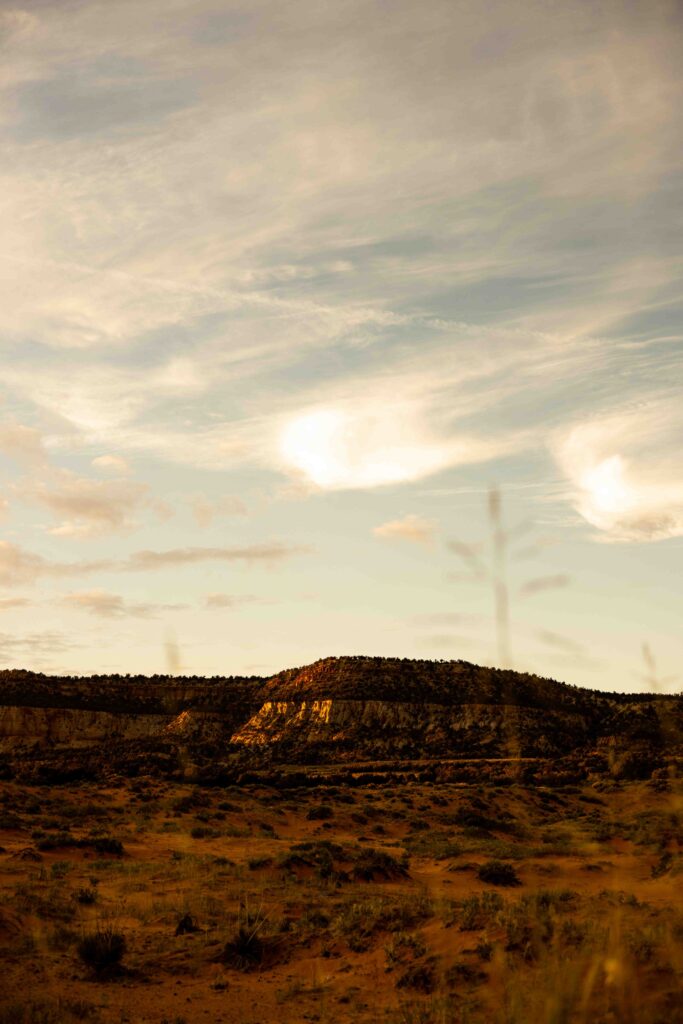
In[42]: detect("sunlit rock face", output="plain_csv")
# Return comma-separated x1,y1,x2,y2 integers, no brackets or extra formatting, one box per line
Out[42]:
230,698,589,758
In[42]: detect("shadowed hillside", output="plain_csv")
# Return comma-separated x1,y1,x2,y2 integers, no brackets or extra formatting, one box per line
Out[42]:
0,657,681,770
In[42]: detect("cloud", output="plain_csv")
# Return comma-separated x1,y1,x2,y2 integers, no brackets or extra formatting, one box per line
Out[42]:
0,422,46,465
519,574,571,597
279,403,495,491
536,629,585,656
91,454,130,475
15,468,154,538
0,630,74,665
373,514,437,546
553,402,683,542
62,589,184,618
0,541,82,586
191,494,248,527
0,539,310,586
123,543,311,571
0,597,31,609
204,593,260,609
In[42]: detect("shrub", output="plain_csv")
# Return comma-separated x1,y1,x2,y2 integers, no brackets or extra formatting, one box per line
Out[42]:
248,856,273,871
74,887,97,906
445,961,487,986
459,892,504,930
477,860,521,887
352,847,409,881
405,831,461,860
220,900,273,971
0,1000,96,1023
77,927,126,975
306,805,333,821
190,825,218,839
396,958,438,994
175,913,200,936
92,837,124,856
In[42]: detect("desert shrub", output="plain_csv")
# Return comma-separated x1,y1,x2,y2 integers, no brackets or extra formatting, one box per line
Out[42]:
172,793,209,814
217,800,239,812
175,913,200,936
501,899,553,961
13,883,75,923
453,807,516,834
407,817,429,832
396,957,438,993
385,931,427,967
36,832,75,851
35,834,123,856
334,891,433,950
627,924,663,964
190,825,220,839
388,996,458,1024
74,887,97,906
220,901,272,971
352,847,409,881
0,1000,96,1023
77,927,126,975
405,830,462,860
300,907,330,931
651,852,675,878
477,860,521,887
278,839,345,879
50,860,72,879
445,960,487,986
248,856,273,870
459,891,504,930
306,804,333,820
475,939,493,961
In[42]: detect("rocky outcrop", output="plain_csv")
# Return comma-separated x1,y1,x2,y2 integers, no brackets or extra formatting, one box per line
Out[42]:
230,698,590,757
0,705,170,752
0,656,680,763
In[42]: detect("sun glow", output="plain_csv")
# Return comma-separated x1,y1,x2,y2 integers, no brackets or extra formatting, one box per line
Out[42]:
279,406,458,490
580,455,633,518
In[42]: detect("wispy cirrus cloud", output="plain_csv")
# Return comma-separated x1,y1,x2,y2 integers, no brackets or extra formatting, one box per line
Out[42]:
91,454,130,475
0,540,311,586
0,422,47,466
204,593,261,610
0,630,75,666
124,543,311,572
15,468,156,538
62,589,185,618
373,515,437,546
0,0,681,685
191,494,248,527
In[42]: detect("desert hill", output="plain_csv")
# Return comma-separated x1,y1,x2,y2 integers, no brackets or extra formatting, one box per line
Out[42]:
0,657,681,770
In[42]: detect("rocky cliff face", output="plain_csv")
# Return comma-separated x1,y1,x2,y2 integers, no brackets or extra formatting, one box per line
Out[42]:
0,657,680,763
229,698,591,757
0,706,170,751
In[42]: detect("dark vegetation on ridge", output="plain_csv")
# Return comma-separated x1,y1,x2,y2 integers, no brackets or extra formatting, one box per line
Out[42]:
0,657,681,786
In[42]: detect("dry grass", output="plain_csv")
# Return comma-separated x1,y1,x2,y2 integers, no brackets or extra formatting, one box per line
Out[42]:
0,770,681,1023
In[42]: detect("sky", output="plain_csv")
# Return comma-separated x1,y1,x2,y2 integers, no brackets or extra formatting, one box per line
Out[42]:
0,0,681,691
